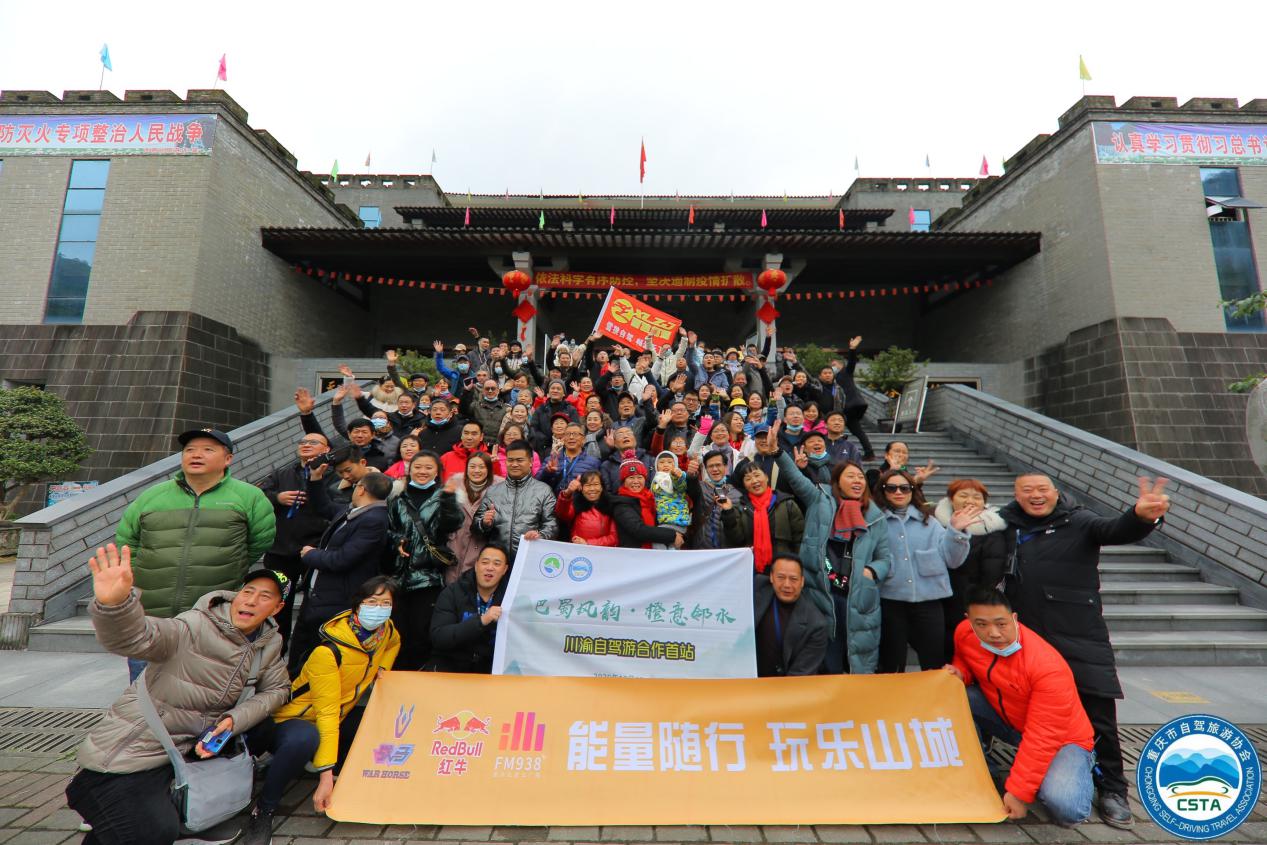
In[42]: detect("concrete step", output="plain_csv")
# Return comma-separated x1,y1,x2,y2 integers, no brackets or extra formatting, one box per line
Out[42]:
26,617,104,653
1100,545,1172,561
1104,604,1267,632
1100,582,1240,605
1111,631,1267,666
1098,561,1201,582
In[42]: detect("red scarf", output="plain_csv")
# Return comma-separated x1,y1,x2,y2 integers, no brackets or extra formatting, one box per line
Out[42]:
748,487,776,573
831,497,868,541
620,486,659,549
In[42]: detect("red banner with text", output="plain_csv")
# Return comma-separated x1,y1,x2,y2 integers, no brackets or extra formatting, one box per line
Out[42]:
537,271,752,291
591,287,683,352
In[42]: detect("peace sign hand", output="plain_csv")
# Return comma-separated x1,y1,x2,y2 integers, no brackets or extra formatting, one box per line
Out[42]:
913,460,940,484
1134,477,1171,521
793,446,808,468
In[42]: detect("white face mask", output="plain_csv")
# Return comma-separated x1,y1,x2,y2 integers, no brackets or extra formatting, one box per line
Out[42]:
357,604,392,630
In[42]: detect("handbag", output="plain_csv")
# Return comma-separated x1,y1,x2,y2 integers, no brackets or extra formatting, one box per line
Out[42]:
406,499,456,569
134,647,262,832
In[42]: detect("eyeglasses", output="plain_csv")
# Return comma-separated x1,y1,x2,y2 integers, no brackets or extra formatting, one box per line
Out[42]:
298,439,325,446
883,483,913,494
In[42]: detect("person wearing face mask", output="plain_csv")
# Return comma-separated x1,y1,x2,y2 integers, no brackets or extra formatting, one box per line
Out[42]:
415,397,464,455
794,431,835,485
244,576,400,840
776,404,809,453
386,452,463,670
945,588,1096,829
468,378,510,436
387,390,424,439
287,468,394,676
426,544,512,673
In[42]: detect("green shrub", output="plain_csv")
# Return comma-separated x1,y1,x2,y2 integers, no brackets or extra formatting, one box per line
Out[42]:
861,346,928,396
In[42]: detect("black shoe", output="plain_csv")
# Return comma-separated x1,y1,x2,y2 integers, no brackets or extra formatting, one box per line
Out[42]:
1097,792,1134,829
240,806,276,845
175,817,242,845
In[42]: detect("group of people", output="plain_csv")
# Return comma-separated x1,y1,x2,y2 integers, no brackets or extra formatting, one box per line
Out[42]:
65,326,1174,843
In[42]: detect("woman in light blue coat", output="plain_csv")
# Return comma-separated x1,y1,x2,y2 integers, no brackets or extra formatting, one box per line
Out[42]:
768,420,891,674
874,468,977,673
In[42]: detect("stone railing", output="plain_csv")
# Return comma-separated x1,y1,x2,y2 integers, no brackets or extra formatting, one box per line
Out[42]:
923,385,1267,609
4,388,351,647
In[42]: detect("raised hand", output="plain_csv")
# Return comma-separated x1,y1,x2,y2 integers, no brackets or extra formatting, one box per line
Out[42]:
385,349,397,364
1134,477,1171,521
294,388,315,415
339,363,356,378
333,385,347,403
849,336,862,350
565,478,582,495
949,504,984,532
349,381,364,399
658,410,672,429
642,384,657,402
688,330,698,345
913,460,940,484
468,326,479,337
604,430,615,447
524,343,535,359
89,543,134,606
432,340,444,353
686,457,700,477
793,446,808,469
769,417,782,442
589,331,602,342
443,474,461,494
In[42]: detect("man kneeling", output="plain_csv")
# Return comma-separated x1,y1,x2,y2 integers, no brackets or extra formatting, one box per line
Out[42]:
754,555,830,676
945,587,1095,827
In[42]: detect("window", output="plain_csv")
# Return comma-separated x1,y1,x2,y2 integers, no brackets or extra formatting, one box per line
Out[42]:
910,209,932,232
358,205,382,228
44,160,109,323
1200,168,1264,331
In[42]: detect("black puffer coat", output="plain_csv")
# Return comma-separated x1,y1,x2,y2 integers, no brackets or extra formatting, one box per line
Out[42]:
998,496,1158,699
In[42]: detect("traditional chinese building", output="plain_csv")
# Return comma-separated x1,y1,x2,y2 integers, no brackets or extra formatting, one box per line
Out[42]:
2,88,1266,500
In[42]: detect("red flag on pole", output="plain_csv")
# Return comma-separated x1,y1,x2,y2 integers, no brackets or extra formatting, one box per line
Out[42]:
610,206,615,227
760,210,768,228
639,139,647,183
979,156,989,177
688,205,695,225
838,209,845,230
464,207,471,226
217,54,227,82
908,207,916,225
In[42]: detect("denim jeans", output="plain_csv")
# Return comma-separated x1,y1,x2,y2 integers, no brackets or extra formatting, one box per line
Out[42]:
967,684,1094,826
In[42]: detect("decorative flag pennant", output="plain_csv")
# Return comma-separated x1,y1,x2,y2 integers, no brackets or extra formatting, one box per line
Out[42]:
853,155,860,174
505,188,510,200
464,207,470,226
783,192,788,203
760,210,768,229
431,149,437,165
839,209,845,230
610,206,616,227
688,205,695,225
99,44,112,71
640,139,647,183
579,192,584,205
979,156,989,177
925,153,931,169
538,210,545,230
365,151,372,168
908,207,916,225
330,160,339,182
217,54,227,82
1079,55,1092,81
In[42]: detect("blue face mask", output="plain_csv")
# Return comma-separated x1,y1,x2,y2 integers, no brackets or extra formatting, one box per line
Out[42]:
371,418,389,431
458,363,470,373
808,451,829,464
785,424,803,434
357,604,392,630
978,638,1022,658
417,405,431,416
408,479,436,491
428,417,446,427
735,407,748,420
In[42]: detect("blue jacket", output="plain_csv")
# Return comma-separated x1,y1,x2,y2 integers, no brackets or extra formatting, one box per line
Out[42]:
301,479,391,624
879,505,970,603
536,450,602,493
774,451,892,674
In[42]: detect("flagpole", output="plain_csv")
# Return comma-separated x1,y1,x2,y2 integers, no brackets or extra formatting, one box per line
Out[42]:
98,66,105,91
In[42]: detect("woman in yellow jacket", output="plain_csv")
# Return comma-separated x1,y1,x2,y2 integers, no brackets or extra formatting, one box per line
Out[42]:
242,576,400,843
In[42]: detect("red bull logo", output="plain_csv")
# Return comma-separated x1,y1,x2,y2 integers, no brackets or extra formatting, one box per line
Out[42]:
432,708,493,741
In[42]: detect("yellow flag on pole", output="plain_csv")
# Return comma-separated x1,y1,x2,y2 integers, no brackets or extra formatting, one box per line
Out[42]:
1079,55,1092,81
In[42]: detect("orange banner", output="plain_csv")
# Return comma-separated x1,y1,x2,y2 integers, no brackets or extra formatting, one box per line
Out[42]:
327,671,1007,826
537,271,752,290
593,287,683,352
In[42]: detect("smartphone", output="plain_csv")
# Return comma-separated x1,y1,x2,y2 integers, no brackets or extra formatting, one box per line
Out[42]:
199,727,231,755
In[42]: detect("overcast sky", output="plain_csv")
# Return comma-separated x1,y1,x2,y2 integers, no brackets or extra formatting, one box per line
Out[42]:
5,1,1267,196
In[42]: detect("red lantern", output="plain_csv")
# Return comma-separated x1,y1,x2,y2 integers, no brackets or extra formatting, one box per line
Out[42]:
757,268,787,297
502,269,531,296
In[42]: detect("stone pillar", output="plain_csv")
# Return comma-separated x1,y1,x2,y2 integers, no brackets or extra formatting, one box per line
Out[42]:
759,253,805,353
513,250,539,355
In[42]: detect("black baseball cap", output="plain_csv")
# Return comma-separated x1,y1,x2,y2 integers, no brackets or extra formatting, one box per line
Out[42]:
241,568,292,603
178,428,234,452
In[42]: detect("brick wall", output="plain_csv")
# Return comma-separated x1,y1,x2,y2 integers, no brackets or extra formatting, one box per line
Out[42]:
923,384,1267,610
5,385,348,641
1023,316,1267,497
0,311,269,512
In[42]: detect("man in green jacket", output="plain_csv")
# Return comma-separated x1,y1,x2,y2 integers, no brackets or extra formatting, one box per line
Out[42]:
116,429,275,681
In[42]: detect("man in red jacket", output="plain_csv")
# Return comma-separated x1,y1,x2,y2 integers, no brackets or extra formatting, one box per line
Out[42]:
945,587,1095,827
440,420,502,479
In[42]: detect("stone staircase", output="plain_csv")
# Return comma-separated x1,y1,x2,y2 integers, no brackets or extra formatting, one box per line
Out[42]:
874,430,1267,666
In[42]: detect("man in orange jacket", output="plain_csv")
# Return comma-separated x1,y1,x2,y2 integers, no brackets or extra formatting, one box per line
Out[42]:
440,420,503,479
946,587,1096,827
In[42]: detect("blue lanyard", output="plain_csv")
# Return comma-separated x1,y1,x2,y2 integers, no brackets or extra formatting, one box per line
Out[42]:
476,595,492,616
772,603,784,646
560,453,581,480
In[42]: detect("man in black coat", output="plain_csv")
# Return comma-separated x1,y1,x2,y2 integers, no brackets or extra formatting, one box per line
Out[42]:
256,431,331,651
999,473,1170,830
287,467,394,675
415,397,465,455
753,555,830,676
426,544,510,673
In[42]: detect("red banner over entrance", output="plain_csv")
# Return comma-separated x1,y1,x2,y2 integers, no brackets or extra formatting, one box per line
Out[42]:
537,271,751,291
592,287,683,352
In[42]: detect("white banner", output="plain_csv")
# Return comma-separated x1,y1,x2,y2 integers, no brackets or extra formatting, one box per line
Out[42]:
492,539,756,678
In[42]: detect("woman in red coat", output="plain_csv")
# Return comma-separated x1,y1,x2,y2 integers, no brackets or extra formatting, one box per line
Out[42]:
555,471,618,546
